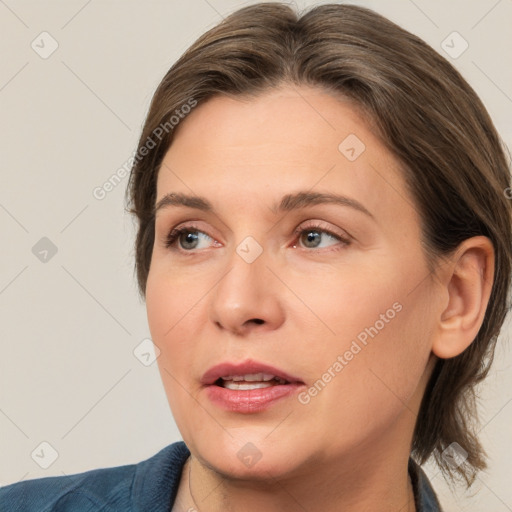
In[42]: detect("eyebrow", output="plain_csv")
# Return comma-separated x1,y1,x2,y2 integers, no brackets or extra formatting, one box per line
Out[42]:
154,191,374,219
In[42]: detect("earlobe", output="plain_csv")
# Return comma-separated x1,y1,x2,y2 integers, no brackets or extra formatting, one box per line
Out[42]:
432,236,495,359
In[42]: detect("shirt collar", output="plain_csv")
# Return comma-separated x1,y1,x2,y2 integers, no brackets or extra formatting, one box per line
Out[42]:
409,457,443,511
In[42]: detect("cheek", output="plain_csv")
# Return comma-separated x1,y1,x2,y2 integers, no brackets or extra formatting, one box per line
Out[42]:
145,263,207,343
283,256,405,348
145,269,202,393
146,273,200,436
292,255,433,430
297,313,431,455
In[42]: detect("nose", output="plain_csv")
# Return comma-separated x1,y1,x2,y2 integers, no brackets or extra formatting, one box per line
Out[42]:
209,243,286,337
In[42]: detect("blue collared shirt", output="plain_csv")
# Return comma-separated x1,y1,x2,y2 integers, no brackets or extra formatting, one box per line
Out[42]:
0,441,443,511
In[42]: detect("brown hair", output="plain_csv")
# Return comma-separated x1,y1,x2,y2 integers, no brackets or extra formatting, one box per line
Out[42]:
125,2,512,486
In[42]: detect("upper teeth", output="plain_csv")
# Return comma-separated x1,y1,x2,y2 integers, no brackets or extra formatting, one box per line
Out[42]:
221,373,286,383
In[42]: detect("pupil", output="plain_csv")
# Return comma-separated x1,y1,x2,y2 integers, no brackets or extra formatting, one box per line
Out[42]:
304,231,320,247
182,232,198,248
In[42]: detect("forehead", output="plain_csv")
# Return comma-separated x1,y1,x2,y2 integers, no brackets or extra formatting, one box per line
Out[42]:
164,85,374,164
155,85,417,228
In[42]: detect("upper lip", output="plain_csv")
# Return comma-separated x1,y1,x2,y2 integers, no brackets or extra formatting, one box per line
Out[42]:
200,359,304,386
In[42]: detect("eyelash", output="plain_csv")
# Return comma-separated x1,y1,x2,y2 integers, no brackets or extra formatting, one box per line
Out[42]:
164,222,351,254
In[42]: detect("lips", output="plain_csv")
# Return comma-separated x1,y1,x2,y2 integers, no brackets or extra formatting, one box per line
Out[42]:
201,359,305,413
200,360,303,387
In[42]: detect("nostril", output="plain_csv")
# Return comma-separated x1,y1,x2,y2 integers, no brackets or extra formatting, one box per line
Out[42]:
252,318,264,325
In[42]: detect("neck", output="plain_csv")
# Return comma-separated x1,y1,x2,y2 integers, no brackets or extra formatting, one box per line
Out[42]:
178,437,416,512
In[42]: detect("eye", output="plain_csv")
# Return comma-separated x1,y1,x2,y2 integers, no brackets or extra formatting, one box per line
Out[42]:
163,221,351,254
293,222,350,251
164,224,216,251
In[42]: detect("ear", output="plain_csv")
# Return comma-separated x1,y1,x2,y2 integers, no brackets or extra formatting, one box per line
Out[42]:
432,236,495,359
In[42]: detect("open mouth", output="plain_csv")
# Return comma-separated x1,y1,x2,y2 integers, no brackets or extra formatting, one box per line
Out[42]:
214,373,289,390
203,362,304,412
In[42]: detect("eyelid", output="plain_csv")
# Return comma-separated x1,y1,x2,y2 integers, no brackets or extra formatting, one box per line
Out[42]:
293,220,351,241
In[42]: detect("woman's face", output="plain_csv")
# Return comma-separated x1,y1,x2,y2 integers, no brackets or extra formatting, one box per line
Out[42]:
146,84,440,479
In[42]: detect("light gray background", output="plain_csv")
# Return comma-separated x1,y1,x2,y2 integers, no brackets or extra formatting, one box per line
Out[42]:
1,1,511,510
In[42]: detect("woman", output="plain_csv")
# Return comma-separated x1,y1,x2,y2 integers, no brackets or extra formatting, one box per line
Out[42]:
1,3,510,511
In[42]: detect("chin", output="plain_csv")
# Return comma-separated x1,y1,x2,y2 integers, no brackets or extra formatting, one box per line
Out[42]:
187,431,307,481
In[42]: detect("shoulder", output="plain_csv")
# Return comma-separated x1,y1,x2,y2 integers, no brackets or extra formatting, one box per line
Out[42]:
0,441,190,512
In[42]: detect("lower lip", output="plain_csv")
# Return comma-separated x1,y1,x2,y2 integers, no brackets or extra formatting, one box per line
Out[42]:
204,383,304,413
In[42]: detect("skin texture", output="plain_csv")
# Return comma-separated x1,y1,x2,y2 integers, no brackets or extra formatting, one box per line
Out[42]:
145,84,494,512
